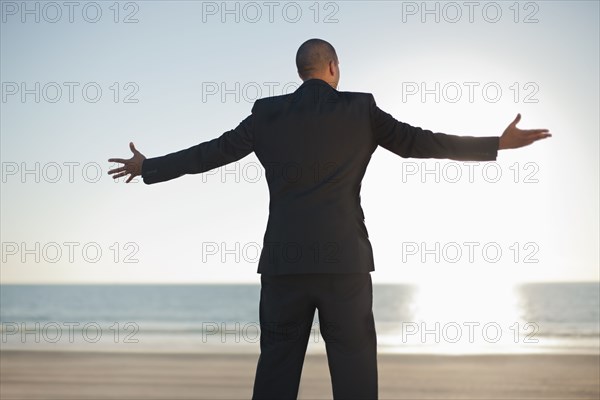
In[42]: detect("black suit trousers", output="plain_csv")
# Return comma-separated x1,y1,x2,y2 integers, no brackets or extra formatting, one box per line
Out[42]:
252,273,378,400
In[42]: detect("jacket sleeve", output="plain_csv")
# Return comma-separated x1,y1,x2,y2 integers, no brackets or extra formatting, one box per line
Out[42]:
369,94,499,161
141,111,255,185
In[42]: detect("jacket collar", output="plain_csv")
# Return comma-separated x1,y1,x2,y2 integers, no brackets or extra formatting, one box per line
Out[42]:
298,78,337,90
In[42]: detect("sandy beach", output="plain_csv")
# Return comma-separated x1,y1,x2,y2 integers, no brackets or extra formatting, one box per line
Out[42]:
1,350,598,399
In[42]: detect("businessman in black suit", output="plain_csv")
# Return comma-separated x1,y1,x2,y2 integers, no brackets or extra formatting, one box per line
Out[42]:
108,39,550,399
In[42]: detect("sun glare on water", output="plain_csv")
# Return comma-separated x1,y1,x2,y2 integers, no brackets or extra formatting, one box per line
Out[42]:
386,270,532,354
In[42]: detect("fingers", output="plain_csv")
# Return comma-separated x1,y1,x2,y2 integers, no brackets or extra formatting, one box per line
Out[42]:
534,132,552,140
522,128,550,134
130,141,140,155
511,114,552,137
110,141,140,163
511,113,521,126
110,170,139,182
108,166,127,174
522,130,552,139
112,171,129,179
522,132,551,147
109,143,141,182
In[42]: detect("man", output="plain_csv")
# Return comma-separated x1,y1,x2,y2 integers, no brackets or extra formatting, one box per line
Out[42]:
108,39,551,399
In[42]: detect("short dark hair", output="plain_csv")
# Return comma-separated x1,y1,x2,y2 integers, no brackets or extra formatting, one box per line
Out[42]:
295,39,338,80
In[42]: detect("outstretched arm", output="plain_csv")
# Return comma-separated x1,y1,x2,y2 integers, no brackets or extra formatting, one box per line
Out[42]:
370,95,551,161
108,113,255,184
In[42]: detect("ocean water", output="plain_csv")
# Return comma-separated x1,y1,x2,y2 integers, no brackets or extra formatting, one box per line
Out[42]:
1,282,598,354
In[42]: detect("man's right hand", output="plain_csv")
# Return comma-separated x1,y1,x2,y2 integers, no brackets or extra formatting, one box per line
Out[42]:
108,142,146,183
499,113,552,150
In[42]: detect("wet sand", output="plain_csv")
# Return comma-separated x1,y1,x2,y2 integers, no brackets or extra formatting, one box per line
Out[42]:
1,350,599,399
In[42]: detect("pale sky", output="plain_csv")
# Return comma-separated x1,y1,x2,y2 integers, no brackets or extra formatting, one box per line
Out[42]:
1,0,598,284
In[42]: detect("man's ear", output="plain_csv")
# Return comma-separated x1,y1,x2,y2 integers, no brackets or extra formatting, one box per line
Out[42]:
328,61,336,76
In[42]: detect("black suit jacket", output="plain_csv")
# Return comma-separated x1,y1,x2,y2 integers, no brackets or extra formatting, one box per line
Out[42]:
142,78,499,275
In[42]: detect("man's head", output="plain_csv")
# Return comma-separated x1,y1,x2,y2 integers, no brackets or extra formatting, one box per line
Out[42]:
296,38,340,89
